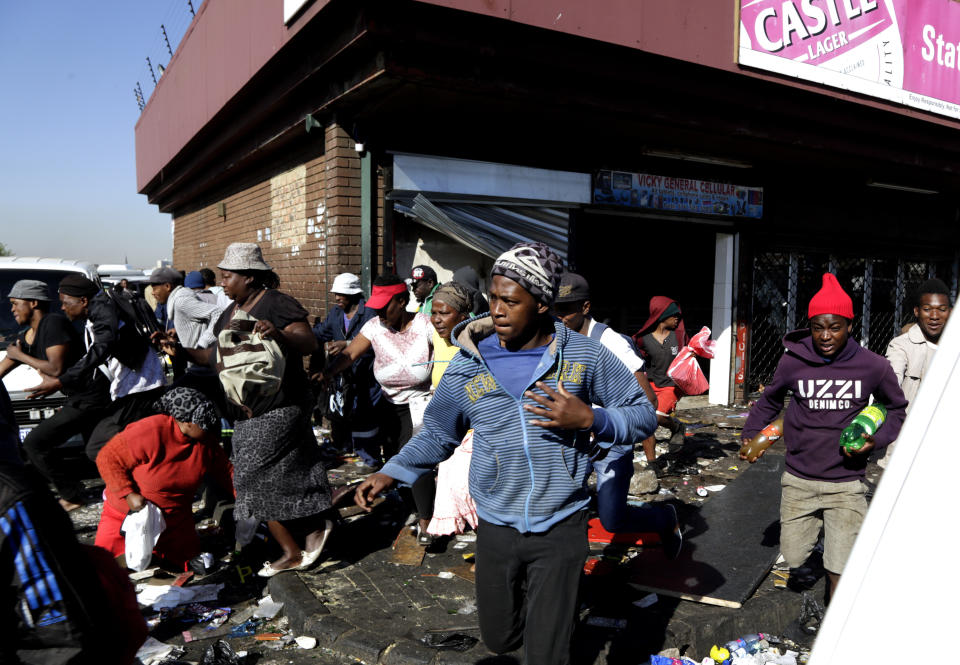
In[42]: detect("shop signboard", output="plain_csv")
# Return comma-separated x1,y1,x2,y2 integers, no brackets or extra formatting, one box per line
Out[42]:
738,0,960,121
592,171,763,219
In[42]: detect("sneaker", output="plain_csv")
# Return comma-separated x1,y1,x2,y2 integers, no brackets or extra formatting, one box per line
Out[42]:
658,504,683,560
667,420,686,452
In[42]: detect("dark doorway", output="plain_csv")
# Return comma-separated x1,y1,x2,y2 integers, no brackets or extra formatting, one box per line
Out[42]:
573,211,718,352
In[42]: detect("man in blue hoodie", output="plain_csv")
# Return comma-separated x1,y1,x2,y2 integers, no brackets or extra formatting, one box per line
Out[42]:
741,273,907,607
356,242,656,665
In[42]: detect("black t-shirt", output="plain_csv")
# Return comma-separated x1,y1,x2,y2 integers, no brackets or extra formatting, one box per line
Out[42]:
641,330,680,388
18,314,109,408
212,289,311,420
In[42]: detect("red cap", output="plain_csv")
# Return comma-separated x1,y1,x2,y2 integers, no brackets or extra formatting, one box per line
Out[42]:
808,273,854,320
366,282,408,309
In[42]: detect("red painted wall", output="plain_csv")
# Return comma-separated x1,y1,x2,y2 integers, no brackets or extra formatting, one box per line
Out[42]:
135,0,332,193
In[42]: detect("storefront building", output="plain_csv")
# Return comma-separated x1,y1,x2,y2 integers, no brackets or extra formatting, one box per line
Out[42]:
136,0,960,405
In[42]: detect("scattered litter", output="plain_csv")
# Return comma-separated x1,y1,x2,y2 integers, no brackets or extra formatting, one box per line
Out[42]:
697,459,712,466
437,571,455,579
696,486,708,497
585,616,627,629
456,601,477,615
129,567,159,581
137,583,224,610
658,634,806,665
633,593,658,608
263,635,296,650
704,485,726,492
420,632,479,651
255,632,286,641
798,592,825,634
135,637,178,665
455,533,477,542
252,595,284,619
462,552,475,562
296,636,317,649
452,541,469,550
228,605,257,625
728,465,739,471
228,619,263,637
199,639,242,665
189,552,217,575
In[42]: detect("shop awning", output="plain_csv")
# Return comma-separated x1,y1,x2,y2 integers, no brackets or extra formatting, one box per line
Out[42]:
393,193,570,262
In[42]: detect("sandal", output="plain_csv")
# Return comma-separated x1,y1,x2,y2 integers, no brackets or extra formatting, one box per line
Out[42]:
298,520,335,570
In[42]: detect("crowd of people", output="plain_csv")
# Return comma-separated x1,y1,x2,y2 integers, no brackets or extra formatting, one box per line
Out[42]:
1,237,953,663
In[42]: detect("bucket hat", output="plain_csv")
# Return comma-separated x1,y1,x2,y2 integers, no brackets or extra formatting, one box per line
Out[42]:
218,243,272,271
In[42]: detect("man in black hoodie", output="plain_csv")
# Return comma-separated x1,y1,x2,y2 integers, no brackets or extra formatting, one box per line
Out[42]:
742,273,907,606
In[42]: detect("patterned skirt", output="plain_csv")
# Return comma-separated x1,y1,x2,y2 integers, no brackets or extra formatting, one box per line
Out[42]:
232,404,332,522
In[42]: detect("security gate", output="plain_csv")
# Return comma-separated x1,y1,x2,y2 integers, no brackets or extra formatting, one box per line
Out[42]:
746,251,958,394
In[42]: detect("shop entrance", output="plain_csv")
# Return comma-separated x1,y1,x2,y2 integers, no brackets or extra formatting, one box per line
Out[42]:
573,212,720,362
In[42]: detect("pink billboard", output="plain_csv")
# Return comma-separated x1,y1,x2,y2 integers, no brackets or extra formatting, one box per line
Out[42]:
739,0,960,121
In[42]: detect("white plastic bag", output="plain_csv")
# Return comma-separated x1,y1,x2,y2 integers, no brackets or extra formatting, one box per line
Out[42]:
408,393,432,435
122,501,166,572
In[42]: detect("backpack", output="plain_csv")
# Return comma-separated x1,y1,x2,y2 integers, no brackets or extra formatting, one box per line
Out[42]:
589,322,642,358
215,307,285,419
103,288,162,370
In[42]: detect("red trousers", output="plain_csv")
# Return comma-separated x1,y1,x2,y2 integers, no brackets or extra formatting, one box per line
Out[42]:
95,500,200,571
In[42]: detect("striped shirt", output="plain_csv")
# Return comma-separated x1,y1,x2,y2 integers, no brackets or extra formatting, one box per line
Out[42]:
381,317,657,533
167,286,225,351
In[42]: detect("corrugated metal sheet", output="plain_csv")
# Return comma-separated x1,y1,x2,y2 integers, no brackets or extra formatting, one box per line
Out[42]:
394,193,569,261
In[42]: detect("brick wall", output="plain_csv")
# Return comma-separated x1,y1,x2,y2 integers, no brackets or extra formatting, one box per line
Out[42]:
172,123,383,322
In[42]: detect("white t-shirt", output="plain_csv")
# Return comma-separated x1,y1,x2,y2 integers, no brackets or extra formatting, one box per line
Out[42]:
587,319,644,374
360,313,434,405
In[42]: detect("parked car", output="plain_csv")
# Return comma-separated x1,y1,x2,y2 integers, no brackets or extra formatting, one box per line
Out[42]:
0,257,98,447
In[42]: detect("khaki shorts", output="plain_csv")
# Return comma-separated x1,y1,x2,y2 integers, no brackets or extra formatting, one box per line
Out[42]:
780,472,867,574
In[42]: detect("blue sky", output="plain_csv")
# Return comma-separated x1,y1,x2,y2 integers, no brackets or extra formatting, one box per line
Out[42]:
0,1,199,268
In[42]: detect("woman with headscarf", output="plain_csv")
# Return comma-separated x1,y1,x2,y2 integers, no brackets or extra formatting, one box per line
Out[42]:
94,387,233,570
157,243,335,577
425,282,479,536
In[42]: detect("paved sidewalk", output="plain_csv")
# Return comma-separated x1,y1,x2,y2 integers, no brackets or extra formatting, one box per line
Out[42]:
260,397,841,664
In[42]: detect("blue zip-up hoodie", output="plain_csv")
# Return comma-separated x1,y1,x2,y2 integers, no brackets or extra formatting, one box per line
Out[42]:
381,317,657,533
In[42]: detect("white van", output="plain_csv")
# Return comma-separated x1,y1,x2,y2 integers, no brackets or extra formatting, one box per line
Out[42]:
0,257,99,443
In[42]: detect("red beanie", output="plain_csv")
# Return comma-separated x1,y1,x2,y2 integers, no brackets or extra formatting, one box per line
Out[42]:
808,273,854,320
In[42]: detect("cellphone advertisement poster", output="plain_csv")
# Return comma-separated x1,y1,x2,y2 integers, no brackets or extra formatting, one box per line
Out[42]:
592,171,763,219
739,0,960,121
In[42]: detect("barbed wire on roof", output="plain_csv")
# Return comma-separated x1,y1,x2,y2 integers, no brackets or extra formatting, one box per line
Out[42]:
135,0,206,111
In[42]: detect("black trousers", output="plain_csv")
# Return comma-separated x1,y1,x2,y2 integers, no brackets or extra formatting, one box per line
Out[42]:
379,400,435,521
476,510,589,665
21,403,107,503
85,387,166,462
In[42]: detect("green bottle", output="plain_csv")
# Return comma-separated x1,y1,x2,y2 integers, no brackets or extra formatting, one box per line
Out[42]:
840,403,887,451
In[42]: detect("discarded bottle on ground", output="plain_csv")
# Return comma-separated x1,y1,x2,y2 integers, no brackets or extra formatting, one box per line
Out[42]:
740,418,784,462
725,633,765,653
839,403,887,452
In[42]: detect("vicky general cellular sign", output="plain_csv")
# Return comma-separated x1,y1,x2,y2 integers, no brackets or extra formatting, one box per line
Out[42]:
739,0,960,120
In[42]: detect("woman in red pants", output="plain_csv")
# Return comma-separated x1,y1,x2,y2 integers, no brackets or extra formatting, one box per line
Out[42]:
94,387,233,570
